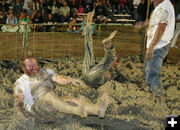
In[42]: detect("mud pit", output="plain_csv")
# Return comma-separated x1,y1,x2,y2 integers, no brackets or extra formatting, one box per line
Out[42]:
0,55,180,130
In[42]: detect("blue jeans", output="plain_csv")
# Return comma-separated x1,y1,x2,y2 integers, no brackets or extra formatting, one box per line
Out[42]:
144,44,169,92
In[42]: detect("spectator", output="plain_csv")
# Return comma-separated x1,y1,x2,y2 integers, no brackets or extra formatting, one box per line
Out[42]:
6,9,18,25
32,0,49,22
0,10,6,25
46,0,54,13
52,0,62,22
67,16,80,34
0,0,9,14
83,0,94,13
109,0,118,14
118,0,128,14
59,1,70,23
78,4,84,13
133,0,141,20
69,0,79,18
13,0,23,17
136,0,146,22
1,9,19,32
18,11,31,33
95,1,108,24
103,0,114,21
31,10,44,31
23,0,33,17
45,12,56,32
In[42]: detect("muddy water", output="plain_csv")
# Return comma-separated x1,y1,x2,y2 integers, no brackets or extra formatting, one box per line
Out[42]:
0,55,179,130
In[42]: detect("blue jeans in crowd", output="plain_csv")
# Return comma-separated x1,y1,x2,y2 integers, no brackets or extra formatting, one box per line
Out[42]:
144,44,169,95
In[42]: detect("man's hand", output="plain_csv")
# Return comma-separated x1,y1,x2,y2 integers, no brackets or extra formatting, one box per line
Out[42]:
145,49,154,60
72,79,88,88
17,110,28,120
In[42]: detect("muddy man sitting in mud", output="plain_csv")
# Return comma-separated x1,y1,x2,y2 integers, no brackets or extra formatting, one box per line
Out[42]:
14,53,109,121
82,11,122,89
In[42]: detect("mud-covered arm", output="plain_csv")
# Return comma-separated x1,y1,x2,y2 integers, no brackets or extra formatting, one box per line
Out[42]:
52,75,86,87
52,75,76,85
14,89,27,119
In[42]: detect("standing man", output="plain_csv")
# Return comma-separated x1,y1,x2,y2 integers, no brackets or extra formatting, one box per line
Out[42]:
14,53,109,121
144,0,175,97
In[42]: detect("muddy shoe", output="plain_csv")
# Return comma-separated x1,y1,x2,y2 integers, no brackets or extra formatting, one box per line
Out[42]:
152,86,165,97
97,93,109,118
102,31,117,49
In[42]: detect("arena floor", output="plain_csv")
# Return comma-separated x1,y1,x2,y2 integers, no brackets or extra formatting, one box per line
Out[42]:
0,25,180,129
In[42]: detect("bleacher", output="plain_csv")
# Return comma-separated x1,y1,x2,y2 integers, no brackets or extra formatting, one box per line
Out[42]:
77,13,135,26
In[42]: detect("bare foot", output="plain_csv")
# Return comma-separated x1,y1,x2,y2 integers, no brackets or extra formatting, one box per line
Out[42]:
78,96,88,118
97,93,109,118
102,31,117,48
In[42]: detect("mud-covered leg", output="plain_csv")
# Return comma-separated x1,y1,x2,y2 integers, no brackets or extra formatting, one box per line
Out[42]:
87,31,117,78
82,11,95,75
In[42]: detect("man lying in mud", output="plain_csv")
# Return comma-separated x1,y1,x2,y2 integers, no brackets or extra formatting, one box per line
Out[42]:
82,11,126,89
14,53,109,121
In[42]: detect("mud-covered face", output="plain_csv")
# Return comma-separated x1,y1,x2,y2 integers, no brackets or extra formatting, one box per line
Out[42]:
23,58,39,76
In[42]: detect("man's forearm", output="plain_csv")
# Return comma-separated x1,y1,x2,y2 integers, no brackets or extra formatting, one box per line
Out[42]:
52,75,74,85
148,23,167,51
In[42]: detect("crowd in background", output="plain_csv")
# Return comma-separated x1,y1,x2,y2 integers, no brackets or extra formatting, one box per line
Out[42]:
0,0,179,32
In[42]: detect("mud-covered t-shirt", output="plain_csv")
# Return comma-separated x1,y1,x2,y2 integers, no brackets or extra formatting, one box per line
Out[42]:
14,68,57,111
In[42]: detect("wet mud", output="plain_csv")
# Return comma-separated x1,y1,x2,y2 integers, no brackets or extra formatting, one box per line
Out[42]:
0,55,179,130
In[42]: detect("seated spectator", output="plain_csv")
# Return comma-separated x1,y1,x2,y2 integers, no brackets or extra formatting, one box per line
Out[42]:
133,0,141,20
23,0,33,17
52,0,62,22
78,4,84,13
67,17,80,34
59,1,70,23
18,11,31,33
13,0,23,17
117,0,128,14
0,10,6,25
83,0,94,13
32,0,49,22
1,9,19,32
46,0,54,13
45,12,56,32
110,0,118,14
95,1,108,24
0,0,9,14
6,9,18,25
32,10,44,23
69,0,79,18
103,0,114,21
31,10,44,31
136,0,146,22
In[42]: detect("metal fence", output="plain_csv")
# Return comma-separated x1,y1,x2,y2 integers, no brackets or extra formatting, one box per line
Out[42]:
0,23,144,60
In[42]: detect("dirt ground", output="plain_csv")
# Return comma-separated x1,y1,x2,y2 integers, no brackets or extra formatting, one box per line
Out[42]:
0,25,180,129
0,54,179,130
